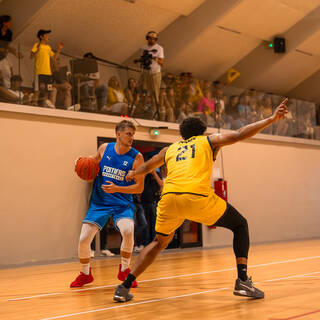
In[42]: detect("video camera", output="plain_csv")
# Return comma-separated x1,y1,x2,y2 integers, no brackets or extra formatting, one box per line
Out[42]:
134,49,157,70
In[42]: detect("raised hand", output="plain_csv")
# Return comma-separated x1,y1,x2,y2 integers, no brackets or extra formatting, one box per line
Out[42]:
272,98,288,122
57,42,64,51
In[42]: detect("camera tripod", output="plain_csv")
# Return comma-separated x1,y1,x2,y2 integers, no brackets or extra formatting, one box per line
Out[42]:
141,68,161,120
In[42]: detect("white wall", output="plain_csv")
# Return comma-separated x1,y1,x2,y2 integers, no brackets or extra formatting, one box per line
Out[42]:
1,104,320,266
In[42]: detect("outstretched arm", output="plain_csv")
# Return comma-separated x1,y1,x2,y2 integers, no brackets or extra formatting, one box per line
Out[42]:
126,147,168,181
210,98,288,147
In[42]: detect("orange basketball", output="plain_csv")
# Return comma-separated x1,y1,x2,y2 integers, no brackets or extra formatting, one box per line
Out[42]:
75,157,100,181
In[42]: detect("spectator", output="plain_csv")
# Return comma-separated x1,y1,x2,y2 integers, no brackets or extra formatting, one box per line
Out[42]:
285,100,298,137
180,86,197,111
214,88,225,114
0,15,22,59
237,93,251,119
134,91,155,120
163,72,175,88
104,76,128,115
133,194,148,253
140,31,164,104
51,57,74,110
30,29,63,108
260,95,273,134
176,101,188,123
298,110,315,139
124,77,140,117
197,89,215,126
7,75,31,105
165,86,176,122
158,87,170,121
140,169,162,245
77,52,108,111
0,56,18,103
0,45,12,90
247,97,262,123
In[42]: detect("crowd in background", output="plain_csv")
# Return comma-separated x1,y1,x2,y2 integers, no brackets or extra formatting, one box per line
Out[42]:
0,14,319,141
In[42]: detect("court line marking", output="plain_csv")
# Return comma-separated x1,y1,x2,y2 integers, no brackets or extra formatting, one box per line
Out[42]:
40,271,320,320
6,254,320,301
269,308,320,320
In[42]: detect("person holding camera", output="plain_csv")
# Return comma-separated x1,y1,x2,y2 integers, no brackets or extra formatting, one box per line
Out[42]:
139,31,164,105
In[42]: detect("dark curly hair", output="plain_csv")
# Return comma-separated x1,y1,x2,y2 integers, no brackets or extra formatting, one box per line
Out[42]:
179,117,207,140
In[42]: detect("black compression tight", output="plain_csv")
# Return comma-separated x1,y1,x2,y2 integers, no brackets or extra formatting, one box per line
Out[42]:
213,203,249,258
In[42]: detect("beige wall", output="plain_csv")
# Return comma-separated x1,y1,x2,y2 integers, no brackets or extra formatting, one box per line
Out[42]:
1,104,320,266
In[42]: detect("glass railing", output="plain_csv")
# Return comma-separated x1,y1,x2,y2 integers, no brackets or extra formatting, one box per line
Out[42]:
1,42,319,140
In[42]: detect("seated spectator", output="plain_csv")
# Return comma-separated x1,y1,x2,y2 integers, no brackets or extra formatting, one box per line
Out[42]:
0,45,12,90
0,48,23,104
197,89,215,125
0,15,22,59
176,102,188,123
158,87,170,121
285,100,298,137
51,58,74,110
103,76,128,115
237,93,251,119
260,95,273,134
163,72,175,88
124,77,140,116
77,52,108,112
133,91,155,119
165,86,176,122
180,86,197,112
7,75,32,105
180,72,202,105
298,110,315,139
214,88,225,114
248,97,262,123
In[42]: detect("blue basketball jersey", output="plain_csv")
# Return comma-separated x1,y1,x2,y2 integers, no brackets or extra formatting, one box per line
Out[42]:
90,143,139,207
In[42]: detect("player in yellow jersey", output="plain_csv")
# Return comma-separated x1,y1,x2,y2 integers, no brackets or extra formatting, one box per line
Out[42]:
114,98,288,302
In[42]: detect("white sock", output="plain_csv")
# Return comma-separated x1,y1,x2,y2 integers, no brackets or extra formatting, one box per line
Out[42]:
121,257,131,271
81,263,90,275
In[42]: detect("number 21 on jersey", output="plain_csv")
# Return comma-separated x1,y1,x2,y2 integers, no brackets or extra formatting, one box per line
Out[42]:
176,144,196,161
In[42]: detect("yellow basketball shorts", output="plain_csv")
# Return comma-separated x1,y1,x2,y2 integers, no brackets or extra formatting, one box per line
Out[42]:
155,191,227,235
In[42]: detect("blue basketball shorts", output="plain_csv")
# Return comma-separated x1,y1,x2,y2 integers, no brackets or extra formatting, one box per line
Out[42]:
83,202,134,230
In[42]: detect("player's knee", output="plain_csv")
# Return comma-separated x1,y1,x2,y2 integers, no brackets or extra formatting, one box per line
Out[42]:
118,219,134,238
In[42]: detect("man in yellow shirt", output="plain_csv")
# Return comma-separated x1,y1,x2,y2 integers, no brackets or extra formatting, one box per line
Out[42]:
113,99,288,302
30,29,63,107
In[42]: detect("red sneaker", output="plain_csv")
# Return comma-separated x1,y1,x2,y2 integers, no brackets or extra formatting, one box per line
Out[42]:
70,269,94,288
117,264,138,288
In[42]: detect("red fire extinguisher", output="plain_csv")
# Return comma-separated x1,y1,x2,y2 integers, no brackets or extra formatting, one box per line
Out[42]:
208,179,228,229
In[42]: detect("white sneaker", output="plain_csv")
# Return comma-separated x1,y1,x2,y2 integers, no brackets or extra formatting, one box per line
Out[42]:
90,250,95,258
68,104,81,111
101,249,115,257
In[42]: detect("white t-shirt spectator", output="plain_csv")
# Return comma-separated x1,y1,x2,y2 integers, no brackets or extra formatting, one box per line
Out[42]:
141,43,164,74
81,71,100,88
0,57,12,88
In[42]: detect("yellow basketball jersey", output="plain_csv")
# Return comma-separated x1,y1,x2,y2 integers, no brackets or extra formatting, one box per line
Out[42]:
162,135,215,196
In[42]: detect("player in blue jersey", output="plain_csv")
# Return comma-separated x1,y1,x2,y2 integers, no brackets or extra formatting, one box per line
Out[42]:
70,120,144,288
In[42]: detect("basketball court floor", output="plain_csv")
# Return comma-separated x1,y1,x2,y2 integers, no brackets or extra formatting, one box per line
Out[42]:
1,239,320,320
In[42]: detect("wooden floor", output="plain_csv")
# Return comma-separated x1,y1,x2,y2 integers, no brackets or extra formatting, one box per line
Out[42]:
1,239,320,320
